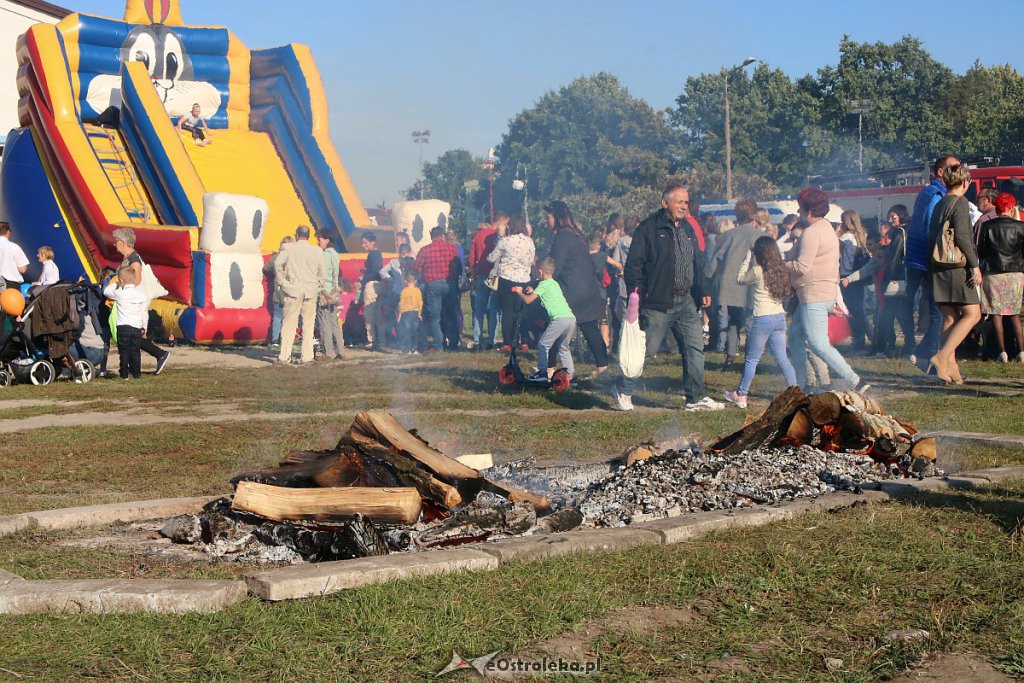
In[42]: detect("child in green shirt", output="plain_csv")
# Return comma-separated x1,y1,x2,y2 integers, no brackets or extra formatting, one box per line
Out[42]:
512,257,576,380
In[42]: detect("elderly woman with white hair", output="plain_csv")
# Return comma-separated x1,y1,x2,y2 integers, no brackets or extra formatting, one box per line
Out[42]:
111,227,170,375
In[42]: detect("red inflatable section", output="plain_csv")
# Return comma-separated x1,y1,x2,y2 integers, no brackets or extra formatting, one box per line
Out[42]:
179,306,271,345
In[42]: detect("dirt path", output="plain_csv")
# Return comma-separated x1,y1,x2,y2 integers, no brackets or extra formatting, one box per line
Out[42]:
889,653,1013,682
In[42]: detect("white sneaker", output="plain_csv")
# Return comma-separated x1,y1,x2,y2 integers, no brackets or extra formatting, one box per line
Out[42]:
685,396,726,412
722,390,747,409
998,352,1009,363
612,388,633,411
1017,352,1024,363
908,354,917,365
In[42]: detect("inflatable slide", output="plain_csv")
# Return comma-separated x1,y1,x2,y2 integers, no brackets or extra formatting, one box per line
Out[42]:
0,0,374,343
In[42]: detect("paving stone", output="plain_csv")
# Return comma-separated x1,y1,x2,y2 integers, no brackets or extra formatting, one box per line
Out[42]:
0,514,32,537
960,465,1024,483
478,527,663,564
0,579,249,614
245,548,498,601
933,431,1024,449
25,497,217,531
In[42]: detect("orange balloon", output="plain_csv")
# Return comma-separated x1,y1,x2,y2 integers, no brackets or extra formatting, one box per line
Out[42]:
0,288,25,317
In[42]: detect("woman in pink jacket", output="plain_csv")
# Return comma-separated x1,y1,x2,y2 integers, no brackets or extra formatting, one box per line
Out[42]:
784,187,865,391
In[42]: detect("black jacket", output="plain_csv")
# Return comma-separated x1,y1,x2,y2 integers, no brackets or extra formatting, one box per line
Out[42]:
623,209,706,312
550,228,606,323
978,216,1024,274
883,227,908,287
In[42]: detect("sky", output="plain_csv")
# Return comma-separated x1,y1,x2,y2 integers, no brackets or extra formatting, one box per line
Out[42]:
66,0,1023,207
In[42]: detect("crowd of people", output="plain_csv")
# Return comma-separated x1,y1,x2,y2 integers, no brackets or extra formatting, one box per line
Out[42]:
4,151,1021,404
260,153,1024,411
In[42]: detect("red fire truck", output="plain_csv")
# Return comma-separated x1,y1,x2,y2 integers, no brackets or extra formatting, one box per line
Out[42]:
814,161,1024,232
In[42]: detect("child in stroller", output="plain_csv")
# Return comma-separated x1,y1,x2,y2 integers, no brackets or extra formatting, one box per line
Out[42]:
0,283,95,387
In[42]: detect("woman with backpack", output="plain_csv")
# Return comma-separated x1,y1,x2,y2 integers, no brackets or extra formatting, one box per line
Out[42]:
927,163,981,383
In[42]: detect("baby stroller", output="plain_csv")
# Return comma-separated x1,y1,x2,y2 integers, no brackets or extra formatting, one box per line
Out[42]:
0,283,95,387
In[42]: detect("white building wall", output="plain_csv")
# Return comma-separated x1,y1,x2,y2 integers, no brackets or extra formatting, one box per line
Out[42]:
0,1,64,142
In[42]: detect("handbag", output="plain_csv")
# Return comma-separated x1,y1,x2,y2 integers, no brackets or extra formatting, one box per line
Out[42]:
930,195,967,269
884,227,908,297
484,275,499,291
318,288,341,308
138,262,168,300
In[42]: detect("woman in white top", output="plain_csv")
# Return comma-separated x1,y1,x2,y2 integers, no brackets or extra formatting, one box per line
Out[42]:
723,236,798,409
488,215,535,350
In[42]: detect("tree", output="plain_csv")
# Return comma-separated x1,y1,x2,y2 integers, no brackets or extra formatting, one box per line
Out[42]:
807,35,956,170
942,62,1024,164
493,73,679,236
405,148,488,237
673,63,829,190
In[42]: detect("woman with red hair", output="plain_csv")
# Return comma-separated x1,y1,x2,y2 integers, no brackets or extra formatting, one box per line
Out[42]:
977,192,1024,362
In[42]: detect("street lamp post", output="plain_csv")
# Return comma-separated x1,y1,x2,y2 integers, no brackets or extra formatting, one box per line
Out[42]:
724,57,756,201
848,100,873,173
483,148,495,224
412,129,431,199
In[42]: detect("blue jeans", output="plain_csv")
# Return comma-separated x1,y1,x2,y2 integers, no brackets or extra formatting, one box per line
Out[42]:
270,301,284,343
619,295,707,403
737,313,797,395
906,268,940,361
471,278,499,345
789,301,859,388
396,310,420,351
422,280,450,350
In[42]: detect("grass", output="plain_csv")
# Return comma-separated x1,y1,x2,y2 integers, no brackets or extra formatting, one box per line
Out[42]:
1,482,1022,681
1,343,1024,680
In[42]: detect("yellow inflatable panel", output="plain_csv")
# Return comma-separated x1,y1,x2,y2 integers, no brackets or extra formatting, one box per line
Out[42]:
181,129,312,251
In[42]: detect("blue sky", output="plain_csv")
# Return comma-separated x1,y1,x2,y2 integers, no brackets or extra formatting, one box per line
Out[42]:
68,1,1020,207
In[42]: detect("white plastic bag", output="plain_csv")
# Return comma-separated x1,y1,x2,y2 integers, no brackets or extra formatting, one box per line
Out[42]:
618,290,646,379
139,262,169,300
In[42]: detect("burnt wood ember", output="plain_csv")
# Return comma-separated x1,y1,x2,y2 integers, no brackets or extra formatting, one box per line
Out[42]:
807,390,884,425
160,515,201,544
253,515,388,562
533,507,584,534
412,492,536,548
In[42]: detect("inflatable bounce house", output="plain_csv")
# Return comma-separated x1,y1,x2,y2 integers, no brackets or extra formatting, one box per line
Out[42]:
0,0,387,343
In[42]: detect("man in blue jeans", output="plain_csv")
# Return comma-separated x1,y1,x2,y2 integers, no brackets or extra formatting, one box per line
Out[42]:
613,185,724,412
905,155,958,371
415,226,460,353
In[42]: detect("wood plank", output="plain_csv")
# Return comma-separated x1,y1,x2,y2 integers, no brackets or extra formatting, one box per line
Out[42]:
231,481,422,524
353,412,482,482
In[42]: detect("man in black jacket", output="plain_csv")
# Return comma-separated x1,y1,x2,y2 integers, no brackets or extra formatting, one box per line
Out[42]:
613,185,724,412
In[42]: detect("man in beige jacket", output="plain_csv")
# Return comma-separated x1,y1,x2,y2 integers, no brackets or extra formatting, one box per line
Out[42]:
275,225,325,364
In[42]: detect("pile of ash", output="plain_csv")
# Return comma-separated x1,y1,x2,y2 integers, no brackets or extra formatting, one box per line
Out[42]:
578,444,935,527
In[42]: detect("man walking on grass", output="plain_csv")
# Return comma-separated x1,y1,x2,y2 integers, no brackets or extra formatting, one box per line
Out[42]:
613,184,724,413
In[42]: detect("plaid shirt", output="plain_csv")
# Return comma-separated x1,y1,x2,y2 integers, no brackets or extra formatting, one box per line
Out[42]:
415,238,460,283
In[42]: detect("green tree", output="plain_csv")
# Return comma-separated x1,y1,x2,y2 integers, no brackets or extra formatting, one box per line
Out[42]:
807,35,956,170
943,62,1024,163
405,148,488,237
493,73,679,235
673,63,828,190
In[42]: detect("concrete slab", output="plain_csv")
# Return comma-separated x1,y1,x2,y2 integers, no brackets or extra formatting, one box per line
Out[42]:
960,465,1024,482
25,497,217,532
245,548,498,601
0,568,24,585
478,527,662,564
933,431,1024,449
0,579,248,614
0,514,32,537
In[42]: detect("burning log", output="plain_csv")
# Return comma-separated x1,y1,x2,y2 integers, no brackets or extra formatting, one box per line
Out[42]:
253,516,388,562
836,409,913,456
807,390,884,425
708,386,809,455
413,492,536,548
231,481,422,524
909,437,937,463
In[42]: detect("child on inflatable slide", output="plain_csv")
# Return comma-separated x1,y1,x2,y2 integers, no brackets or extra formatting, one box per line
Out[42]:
176,103,213,146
